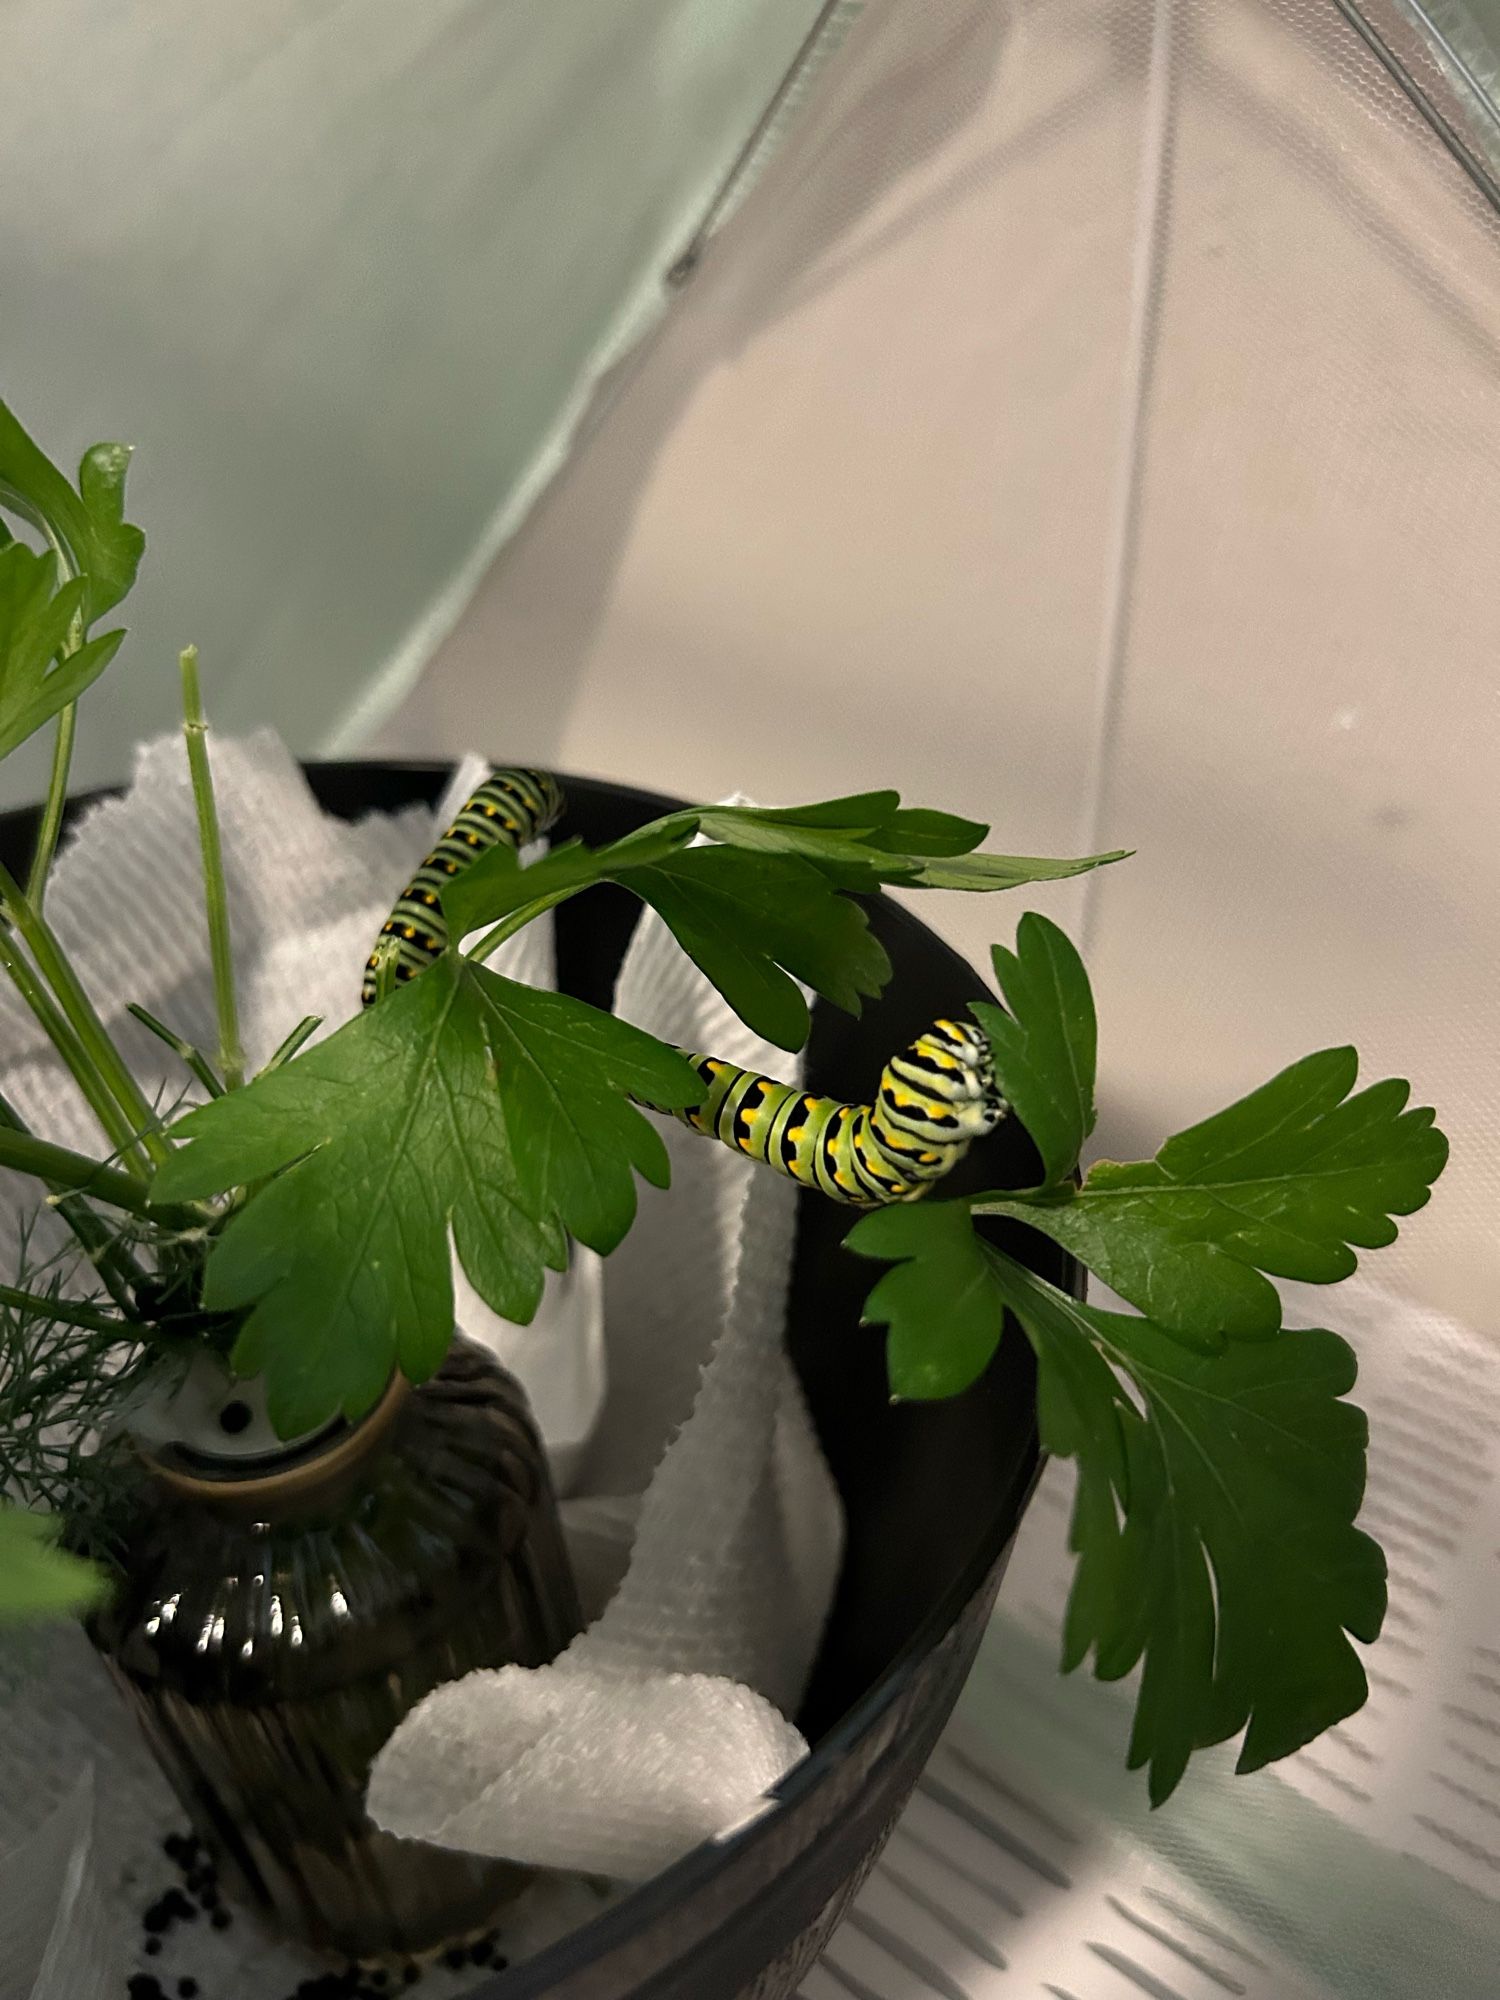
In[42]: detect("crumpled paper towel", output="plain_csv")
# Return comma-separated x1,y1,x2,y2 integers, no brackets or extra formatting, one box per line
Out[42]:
0,731,604,1488
367,829,846,1882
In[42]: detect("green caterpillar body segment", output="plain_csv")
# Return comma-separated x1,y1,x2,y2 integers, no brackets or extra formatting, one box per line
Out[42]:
362,768,564,1005
672,1018,1005,1205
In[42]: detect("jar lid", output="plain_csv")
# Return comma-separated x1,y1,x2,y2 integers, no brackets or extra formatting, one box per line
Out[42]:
133,1352,409,1508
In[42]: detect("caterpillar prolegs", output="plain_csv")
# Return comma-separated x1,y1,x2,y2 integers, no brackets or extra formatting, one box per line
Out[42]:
363,770,1005,1203
361,768,564,1005
650,1018,1006,1206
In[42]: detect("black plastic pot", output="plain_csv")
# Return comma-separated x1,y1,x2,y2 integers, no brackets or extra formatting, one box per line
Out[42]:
0,762,1076,2000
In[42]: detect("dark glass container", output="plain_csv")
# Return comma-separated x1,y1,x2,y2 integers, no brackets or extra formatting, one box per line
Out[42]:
90,1337,583,1962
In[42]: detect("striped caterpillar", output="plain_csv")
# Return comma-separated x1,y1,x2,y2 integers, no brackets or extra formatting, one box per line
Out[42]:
650,1019,1004,1205
361,768,564,1005
364,770,1004,1201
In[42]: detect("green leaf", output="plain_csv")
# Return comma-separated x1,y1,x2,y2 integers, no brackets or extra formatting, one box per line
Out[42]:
442,824,694,938
0,401,144,618
971,914,1096,1186
866,807,989,857
696,793,1121,891
629,846,892,1052
0,1505,107,1622
0,543,123,760
850,1200,1004,1398
904,848,1131,891
717,790,901,829
985,1255,1385,1804
152,955,702,1435
850,1199,1384,1804
981,1048,1448,1345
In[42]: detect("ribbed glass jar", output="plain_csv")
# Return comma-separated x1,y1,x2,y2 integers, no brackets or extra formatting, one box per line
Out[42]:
90,1337,582,1962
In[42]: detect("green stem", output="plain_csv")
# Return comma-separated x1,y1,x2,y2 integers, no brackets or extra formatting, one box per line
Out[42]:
26,702,77,908
0,1127,196,1228
0,1283,131,1337
20,519,82,910
0,922,148,1174
258,1015,321,1076
0,859,170,1169
464,888,578,965
179,647,244,1090
0,1089,144,1311
127,1002,225,1099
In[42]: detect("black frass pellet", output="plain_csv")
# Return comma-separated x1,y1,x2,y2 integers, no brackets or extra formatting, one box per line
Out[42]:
127,1978,166,2000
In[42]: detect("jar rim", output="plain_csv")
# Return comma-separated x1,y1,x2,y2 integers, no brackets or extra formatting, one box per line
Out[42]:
142,1369,411,1509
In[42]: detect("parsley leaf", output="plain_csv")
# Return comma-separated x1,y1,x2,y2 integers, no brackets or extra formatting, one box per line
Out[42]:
697,793,1126,888
900,848,1131,891
854,1201,1002,1398
152,956,701,1435
0,544,123,760
441,826,697,938
849,1203,1385,1804
982,1047,1448,1345
0,399,145,619
988,1255,1385,1802
0,1505,106,1621
628,846,892,1051
970,914,1097,1187
434,796,1126,1063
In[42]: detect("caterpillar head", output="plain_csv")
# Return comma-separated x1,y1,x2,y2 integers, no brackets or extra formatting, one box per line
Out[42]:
908,1019,1009,1136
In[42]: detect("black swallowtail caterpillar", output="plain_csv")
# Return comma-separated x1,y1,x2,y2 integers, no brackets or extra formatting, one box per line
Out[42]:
645,1019,1005,1206
364,767,1005,1202
361,767,564,1005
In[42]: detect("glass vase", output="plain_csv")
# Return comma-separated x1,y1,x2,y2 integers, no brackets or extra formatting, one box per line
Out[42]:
89,1335,582,1962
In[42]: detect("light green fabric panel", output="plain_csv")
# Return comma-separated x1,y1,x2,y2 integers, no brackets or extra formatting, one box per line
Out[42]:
0,1,826,808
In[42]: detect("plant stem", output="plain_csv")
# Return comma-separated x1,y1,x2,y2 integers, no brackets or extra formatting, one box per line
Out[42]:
0,859,170,1169
26,702,77,909
0,1089,145,1311
464,889,577,965
179,647,244,1090
0,1283,132,1337
0,922,148,1175
0,1127,196,1228
127,1002,225,1099
258,1015,321,1076
21,528,83,910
